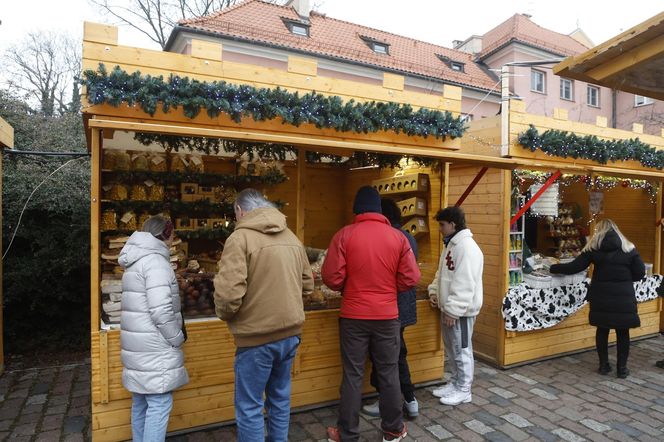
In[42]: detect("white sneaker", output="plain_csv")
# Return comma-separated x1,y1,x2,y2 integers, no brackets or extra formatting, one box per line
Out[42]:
439,389,471,406
404,398,419,417
362,399,380,417
432,383,455,398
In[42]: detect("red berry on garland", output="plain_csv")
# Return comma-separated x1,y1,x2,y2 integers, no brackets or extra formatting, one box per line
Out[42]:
622,180,629,188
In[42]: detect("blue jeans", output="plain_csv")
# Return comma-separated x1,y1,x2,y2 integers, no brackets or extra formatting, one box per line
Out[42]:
234,335,300,442
131,392,173,442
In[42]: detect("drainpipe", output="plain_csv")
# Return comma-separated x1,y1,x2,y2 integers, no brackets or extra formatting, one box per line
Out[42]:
500,65,510,156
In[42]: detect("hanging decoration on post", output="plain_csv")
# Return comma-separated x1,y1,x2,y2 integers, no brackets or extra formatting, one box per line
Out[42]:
518,125,664,170
82,64,467,141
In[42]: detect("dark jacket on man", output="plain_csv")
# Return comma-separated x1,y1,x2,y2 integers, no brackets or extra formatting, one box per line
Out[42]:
550,230,645,329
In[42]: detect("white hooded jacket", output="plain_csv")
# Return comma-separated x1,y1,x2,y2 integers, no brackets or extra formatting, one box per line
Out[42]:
428,229,484,319
118,232,189,394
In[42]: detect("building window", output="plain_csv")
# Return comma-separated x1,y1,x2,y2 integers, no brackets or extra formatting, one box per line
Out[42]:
372,42,389,54
282,19,310,37
587,85,600,107
635,95,654,106
450,62,465,72
560,78,573,101
531,69,545,93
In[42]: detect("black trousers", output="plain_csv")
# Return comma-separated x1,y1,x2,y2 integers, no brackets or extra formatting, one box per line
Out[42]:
338,318,403,442
369,327,415,402
596,327,630,368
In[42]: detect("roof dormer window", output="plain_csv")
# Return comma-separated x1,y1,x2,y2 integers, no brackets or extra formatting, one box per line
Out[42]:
360,36,390,55
282,18,310,37
436,54,465,72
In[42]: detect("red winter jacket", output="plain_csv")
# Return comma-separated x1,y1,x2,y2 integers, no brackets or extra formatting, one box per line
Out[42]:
321,213,421,320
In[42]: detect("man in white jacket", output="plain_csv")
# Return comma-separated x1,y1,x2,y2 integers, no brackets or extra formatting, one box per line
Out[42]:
428,206,483,406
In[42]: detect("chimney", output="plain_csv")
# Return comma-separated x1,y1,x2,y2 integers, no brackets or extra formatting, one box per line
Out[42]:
288,0,311,19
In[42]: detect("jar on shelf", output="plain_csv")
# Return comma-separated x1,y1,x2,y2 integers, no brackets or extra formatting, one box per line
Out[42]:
101,210,118,231
131,153,149,171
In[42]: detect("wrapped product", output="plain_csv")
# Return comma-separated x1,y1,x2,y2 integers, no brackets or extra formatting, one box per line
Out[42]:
149,154,168,172
101,210,118,231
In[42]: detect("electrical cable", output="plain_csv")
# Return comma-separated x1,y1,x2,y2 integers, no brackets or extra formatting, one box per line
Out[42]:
2,156,88,261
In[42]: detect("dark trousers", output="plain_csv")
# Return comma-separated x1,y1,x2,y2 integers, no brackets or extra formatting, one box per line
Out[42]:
338,318,403,442
596,327,630,368
369,327,415,402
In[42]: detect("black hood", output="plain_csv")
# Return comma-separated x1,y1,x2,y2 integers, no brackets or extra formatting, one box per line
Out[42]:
599,229,621,252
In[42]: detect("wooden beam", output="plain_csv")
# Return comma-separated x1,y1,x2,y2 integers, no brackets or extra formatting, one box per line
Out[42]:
655,183,662,274
510,170,561,225
83,22,118,46
296,148,306,242
584,34,664,82
455,167,488,206
99,331,109,404
90,128,101,332
497,169,511,366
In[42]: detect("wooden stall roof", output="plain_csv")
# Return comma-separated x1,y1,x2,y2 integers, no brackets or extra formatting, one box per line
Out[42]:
0,117,13,149
553,11,664,101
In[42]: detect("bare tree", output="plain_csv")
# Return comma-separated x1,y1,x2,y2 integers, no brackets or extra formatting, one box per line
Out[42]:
4,31,81,116
88,0,259,49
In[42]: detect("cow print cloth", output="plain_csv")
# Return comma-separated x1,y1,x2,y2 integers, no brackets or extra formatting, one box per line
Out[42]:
502,274,663,332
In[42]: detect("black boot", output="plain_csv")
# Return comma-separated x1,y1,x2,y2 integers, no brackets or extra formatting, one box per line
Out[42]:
617,366,630,379
598,362,611,375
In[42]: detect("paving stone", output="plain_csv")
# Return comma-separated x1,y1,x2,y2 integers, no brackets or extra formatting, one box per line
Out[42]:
35,429,62,441
508,373,537,385
484,430,514,442
11,422,37,437
599,380,629,391
580,418,611,432
526,426,559,442
530,388,558,400
426,424,453,440
501,412,532,428
609,422,642,438
63,415,86,434
488,387,517,399
552,427,586,442
25,393,48,405
464,419,493,435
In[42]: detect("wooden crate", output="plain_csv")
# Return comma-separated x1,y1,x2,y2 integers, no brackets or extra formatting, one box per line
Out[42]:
371,173,429,196
403,216,429,237
397,196,427,218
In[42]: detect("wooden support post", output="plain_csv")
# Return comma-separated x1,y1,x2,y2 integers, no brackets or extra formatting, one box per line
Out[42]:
99,330,109,404
455,166,488,206
498,169,512,366
510,170,561,226
655,182,662,274
90,129,101,331
296,148,306,242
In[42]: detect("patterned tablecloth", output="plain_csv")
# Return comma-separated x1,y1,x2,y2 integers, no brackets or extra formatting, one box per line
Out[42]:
501,274,663,332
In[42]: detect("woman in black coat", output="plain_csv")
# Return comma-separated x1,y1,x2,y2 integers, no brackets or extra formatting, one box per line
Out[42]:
550,219,645,379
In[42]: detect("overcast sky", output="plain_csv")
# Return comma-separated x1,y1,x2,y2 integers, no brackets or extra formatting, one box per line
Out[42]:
0,0,662,55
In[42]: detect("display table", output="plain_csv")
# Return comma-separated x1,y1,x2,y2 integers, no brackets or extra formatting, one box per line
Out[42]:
502,274,663,332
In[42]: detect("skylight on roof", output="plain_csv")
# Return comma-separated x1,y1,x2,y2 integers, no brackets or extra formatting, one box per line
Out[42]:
281,18,310,37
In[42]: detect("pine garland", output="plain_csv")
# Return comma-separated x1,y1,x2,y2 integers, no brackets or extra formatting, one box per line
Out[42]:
82,64,466,141
518,125,664,169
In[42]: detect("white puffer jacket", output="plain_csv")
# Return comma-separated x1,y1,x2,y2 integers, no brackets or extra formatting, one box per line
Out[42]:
118,232,189,394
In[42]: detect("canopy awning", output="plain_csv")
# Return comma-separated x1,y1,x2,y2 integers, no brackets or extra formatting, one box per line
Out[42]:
554,11,664,101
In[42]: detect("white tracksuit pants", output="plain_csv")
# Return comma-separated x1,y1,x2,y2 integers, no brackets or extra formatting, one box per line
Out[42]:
441,315,476,393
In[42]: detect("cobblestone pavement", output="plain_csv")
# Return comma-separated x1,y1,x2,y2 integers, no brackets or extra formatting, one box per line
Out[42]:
2,337,664,441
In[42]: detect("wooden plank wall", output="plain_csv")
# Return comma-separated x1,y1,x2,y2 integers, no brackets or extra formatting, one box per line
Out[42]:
91,305,442,441
446,165,506,363
503,181,661,366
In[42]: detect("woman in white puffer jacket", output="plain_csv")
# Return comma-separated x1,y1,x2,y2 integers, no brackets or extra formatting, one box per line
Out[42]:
118,215,188,442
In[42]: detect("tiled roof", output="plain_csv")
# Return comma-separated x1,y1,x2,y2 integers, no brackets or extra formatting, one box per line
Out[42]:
479,14,591,59
178,0,499,92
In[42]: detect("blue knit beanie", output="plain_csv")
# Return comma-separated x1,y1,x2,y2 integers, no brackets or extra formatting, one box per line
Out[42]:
353,186,382,214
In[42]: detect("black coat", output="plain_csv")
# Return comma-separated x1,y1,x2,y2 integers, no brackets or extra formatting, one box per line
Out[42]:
549,230,645,329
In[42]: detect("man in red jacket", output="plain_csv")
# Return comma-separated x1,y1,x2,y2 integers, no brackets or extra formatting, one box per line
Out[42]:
322,186,420,442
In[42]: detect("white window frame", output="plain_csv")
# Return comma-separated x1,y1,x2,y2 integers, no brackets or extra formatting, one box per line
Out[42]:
372,42,389,54
450,62,465,72
586,85,600,107
634,95,654,106
560,78,574,101
291,23,309,36
531,69,546,93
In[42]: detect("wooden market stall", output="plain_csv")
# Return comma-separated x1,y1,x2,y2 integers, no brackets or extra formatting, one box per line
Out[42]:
0,117,14,375
81,22,522,440
554,10,664,331
460,100,664,368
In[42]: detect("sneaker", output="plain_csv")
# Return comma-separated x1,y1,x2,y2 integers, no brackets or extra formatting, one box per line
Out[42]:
382,423,407,442
362,399,380,417
404,398,419,418
432,382,455,398
439,389,472,406
326,426,340,442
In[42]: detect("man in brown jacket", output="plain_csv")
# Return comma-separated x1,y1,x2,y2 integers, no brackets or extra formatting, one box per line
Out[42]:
214,188,313,442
